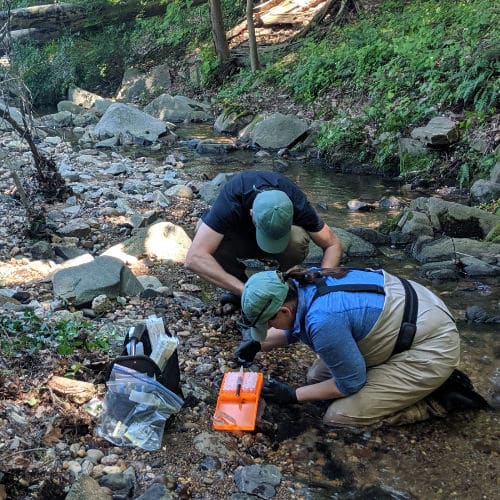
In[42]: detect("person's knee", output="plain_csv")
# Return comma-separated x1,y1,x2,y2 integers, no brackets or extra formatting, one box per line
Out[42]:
288,226,310,258
277,226,310,269
323,400,377,427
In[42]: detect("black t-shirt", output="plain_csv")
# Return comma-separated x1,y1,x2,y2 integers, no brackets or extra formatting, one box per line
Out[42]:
202,170,324,236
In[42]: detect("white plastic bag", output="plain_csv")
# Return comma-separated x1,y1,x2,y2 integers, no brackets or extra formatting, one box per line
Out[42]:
97,364,183,450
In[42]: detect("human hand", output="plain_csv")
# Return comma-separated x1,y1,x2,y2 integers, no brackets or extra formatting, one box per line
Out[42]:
234,340,261,366
262,376,297,404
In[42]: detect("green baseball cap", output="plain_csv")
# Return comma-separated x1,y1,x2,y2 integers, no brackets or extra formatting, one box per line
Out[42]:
252,190,293,254
241,270,290,341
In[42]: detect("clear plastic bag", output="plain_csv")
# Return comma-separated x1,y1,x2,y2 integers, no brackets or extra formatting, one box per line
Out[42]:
97,364,183,450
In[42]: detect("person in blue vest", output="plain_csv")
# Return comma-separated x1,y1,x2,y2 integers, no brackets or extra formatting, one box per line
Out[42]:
185,171,342,306
235,266,488,426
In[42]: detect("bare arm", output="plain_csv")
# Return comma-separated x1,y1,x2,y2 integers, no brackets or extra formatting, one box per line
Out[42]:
296,378,346,401
261,330,347,401
184,222,245,295
309,223,343,268
260,328,289,351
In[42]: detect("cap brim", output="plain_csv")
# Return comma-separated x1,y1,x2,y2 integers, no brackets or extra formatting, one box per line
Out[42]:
256,228,290,254
250,323,268,341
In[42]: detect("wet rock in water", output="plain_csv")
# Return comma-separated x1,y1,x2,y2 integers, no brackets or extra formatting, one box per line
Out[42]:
378,195,406,209
465,305,500,324
346,227,390,246
353,484,411,499
233,464,281,499
347,199,377,212
316,200,329,211
135,483,173,500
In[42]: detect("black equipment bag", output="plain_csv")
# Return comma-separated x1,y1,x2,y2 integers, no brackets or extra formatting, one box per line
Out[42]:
106,322,182,397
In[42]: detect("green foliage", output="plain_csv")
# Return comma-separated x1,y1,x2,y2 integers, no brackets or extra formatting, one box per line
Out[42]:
485,219,500,242
130,0,245,60
399,152,437,180
12,38,76,105
378,213,403,235
458,162,471,190
317,115,370,163
219,0,498,173
0,312,108,356
198,44,219,84
217,67,262,99
11,26,130,106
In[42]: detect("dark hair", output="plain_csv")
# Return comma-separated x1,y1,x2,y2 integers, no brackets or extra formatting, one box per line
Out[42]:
280,266,351,307
283,266,350,285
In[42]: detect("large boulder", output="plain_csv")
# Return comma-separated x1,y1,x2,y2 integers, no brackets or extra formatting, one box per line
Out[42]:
67,86,103,109
94,103,167,144
412,236,500,266
214,109,254,134
410,116,459,146
405,197,499,239
52,255,144,306
144,94,211,123
116,63,172,103
0,104,23,131
246,112,310,149
305,227,376,264
198,172,236,205
103,221,192,263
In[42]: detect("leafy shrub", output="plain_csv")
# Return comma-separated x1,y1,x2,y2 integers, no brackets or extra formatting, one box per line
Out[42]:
12,26,131,106
317,115,370,163
399,152,438,180
0,312,109,356
12,38,77,106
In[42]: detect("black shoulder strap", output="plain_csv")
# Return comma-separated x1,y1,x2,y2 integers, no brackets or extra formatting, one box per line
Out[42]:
304,275,418,357
299,276,386,334
311,277,385,303
392,278,418,355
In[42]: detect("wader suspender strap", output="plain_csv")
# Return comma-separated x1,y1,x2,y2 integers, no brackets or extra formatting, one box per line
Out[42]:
392,278,418,356
308,276,418,355
311,278,385,301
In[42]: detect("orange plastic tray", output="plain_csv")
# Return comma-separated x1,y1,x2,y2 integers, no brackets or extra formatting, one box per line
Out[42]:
213,370,264,432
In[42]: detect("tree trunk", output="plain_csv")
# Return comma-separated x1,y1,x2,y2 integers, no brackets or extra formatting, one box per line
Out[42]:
246,0,260,72
208,0,230,65
0,1,205,40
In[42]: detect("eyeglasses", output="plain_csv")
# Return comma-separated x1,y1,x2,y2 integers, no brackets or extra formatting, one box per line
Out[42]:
237,298,274,330
248,298,273,327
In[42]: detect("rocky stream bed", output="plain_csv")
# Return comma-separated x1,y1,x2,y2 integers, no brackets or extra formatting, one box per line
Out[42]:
0,106,498,500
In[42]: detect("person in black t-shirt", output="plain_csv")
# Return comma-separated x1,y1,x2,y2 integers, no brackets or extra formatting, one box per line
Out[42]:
184,171,343,303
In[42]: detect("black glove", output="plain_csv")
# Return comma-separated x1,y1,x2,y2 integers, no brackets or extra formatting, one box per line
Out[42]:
234,340,261,366
262,377,298,405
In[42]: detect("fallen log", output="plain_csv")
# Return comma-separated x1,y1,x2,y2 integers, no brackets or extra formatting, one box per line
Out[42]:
0,0,205,39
